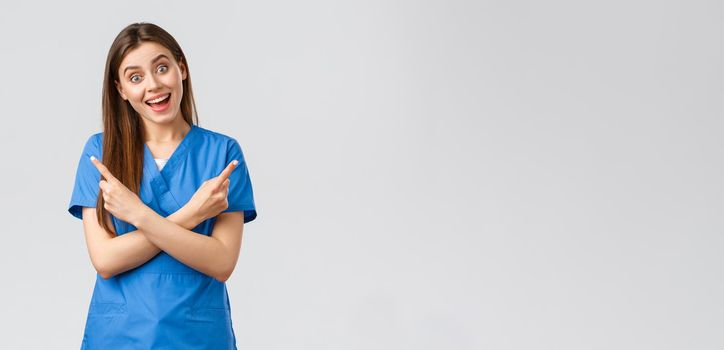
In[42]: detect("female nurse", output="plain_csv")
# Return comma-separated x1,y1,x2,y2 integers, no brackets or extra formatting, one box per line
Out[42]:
67,22,257,349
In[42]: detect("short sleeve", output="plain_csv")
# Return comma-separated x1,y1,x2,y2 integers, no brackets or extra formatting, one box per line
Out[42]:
68,134,102,220
222,138,257,223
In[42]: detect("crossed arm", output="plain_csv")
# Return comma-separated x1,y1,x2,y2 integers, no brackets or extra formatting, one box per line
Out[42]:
82,156,244,282
81,207,243,282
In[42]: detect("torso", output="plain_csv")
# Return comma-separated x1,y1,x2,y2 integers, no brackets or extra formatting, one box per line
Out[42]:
79,125,248,349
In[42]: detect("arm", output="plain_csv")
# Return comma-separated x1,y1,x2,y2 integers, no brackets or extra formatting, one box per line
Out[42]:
86,155,243,282
134,209,244,282
81,205,203,279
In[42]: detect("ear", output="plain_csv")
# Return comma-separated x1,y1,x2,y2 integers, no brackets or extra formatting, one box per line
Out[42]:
114,80,127,100
179,61,187,81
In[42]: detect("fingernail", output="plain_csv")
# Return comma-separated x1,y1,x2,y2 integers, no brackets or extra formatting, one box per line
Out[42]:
233,160,238,166
90,155,96,161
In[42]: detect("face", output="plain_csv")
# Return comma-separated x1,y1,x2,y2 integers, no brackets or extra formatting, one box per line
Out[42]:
115,41,187,126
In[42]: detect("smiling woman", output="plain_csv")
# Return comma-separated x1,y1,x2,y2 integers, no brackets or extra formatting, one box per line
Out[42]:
68,22,257,349
116,46,184,119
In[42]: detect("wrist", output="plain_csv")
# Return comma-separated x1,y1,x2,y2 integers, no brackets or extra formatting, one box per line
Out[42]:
132,205,156,229
176,204,203,230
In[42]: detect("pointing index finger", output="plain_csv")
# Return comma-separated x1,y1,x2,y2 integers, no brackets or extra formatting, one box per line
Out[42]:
89,155,118,182
216,160,238,184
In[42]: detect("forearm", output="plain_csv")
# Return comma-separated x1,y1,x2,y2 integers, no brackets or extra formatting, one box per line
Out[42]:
99,208,200,278
134,208,233,282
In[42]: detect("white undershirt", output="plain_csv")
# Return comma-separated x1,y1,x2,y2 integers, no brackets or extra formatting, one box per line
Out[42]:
154,158,169,171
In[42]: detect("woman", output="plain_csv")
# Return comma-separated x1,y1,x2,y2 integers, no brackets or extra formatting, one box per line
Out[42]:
67,22,257,349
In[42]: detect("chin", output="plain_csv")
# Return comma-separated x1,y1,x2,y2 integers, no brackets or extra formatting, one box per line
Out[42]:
140,111,177,126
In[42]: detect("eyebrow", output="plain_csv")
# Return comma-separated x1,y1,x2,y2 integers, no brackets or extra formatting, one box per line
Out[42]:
122,54,169,75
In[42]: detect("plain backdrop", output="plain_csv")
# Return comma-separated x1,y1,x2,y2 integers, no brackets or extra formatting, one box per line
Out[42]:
0,1,722,349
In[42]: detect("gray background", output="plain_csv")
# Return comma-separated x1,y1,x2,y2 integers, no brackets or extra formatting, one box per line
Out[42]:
0,0,721,349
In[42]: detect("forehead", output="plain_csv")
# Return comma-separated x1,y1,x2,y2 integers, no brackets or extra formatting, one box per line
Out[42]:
119,42,174,72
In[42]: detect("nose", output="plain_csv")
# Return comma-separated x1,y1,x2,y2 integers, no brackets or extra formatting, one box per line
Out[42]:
146,73,162,91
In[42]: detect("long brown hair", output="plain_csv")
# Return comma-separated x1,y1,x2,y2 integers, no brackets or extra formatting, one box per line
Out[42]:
97,22,199,234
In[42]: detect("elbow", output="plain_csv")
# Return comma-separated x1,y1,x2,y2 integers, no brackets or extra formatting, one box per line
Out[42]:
97,268,114,280
92,259,109,279
214,267,234,283
93,260,117,280
215,275,230,283
212,255,238,283
214,272,231,283
97,266,117,280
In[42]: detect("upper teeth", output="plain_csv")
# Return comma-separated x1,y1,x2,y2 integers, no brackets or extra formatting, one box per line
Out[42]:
148,94,170,103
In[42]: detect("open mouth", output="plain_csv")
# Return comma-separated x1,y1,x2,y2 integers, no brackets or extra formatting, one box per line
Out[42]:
145,93,171,111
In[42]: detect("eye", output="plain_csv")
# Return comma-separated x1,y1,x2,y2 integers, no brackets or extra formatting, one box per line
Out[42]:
157,65,168,73
130,74,141,83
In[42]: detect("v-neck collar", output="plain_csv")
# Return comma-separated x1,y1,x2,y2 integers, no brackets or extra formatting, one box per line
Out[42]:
141,124,199,216
143,124,198,179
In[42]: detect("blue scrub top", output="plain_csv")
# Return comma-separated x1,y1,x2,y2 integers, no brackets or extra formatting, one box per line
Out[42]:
68,125,257,349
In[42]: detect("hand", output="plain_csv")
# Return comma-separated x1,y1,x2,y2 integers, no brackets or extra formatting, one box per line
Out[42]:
185,160,238,224
90,155,149,226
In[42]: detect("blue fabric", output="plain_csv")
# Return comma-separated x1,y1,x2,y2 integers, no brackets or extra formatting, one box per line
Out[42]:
68,125,257,349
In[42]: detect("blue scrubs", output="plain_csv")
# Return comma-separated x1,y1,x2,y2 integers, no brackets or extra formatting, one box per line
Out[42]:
68,125,257,349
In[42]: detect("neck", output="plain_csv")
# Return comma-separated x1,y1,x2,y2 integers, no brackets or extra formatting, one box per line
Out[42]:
142,114,191,143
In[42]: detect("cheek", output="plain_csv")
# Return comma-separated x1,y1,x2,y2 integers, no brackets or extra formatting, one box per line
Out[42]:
166,75,181,88
172,75,184,92
127,90,146,104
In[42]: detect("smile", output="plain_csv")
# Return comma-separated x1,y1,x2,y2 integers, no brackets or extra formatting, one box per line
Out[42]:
145,93,171,112
145,93,171,105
